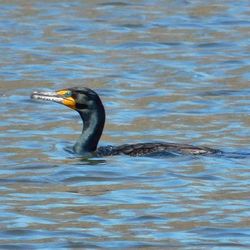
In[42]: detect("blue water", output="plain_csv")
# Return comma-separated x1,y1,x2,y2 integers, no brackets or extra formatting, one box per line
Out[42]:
0,1,250,249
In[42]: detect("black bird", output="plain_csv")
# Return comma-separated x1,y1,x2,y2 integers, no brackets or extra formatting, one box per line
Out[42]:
31,87,220,157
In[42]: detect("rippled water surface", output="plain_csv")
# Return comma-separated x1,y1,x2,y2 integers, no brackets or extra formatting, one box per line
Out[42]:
0,0,250,249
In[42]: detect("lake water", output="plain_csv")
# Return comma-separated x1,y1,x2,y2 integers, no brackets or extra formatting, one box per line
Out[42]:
0,0,250,249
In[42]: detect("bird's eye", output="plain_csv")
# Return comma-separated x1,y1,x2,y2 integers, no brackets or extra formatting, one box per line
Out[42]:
64,91,72,98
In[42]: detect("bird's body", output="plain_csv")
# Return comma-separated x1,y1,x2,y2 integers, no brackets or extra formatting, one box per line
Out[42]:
31,87,221,157
97,142,219,157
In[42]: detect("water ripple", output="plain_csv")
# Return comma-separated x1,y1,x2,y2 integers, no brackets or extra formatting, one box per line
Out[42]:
0,0,249,249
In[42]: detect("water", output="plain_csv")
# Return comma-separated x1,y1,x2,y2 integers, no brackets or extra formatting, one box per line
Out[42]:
0,0,250,249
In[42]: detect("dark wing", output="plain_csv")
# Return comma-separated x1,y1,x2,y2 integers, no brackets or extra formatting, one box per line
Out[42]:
97,142,221,157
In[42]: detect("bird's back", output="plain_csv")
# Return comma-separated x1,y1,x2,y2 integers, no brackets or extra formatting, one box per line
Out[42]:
97,142,221,157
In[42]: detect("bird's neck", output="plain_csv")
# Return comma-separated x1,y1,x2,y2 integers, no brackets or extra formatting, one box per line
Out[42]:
73,108,105,154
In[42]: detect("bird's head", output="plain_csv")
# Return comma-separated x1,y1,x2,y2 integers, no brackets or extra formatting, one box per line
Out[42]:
31,87,104,115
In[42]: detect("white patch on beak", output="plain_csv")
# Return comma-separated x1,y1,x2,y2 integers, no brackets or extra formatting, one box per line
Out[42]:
31,91,64,103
